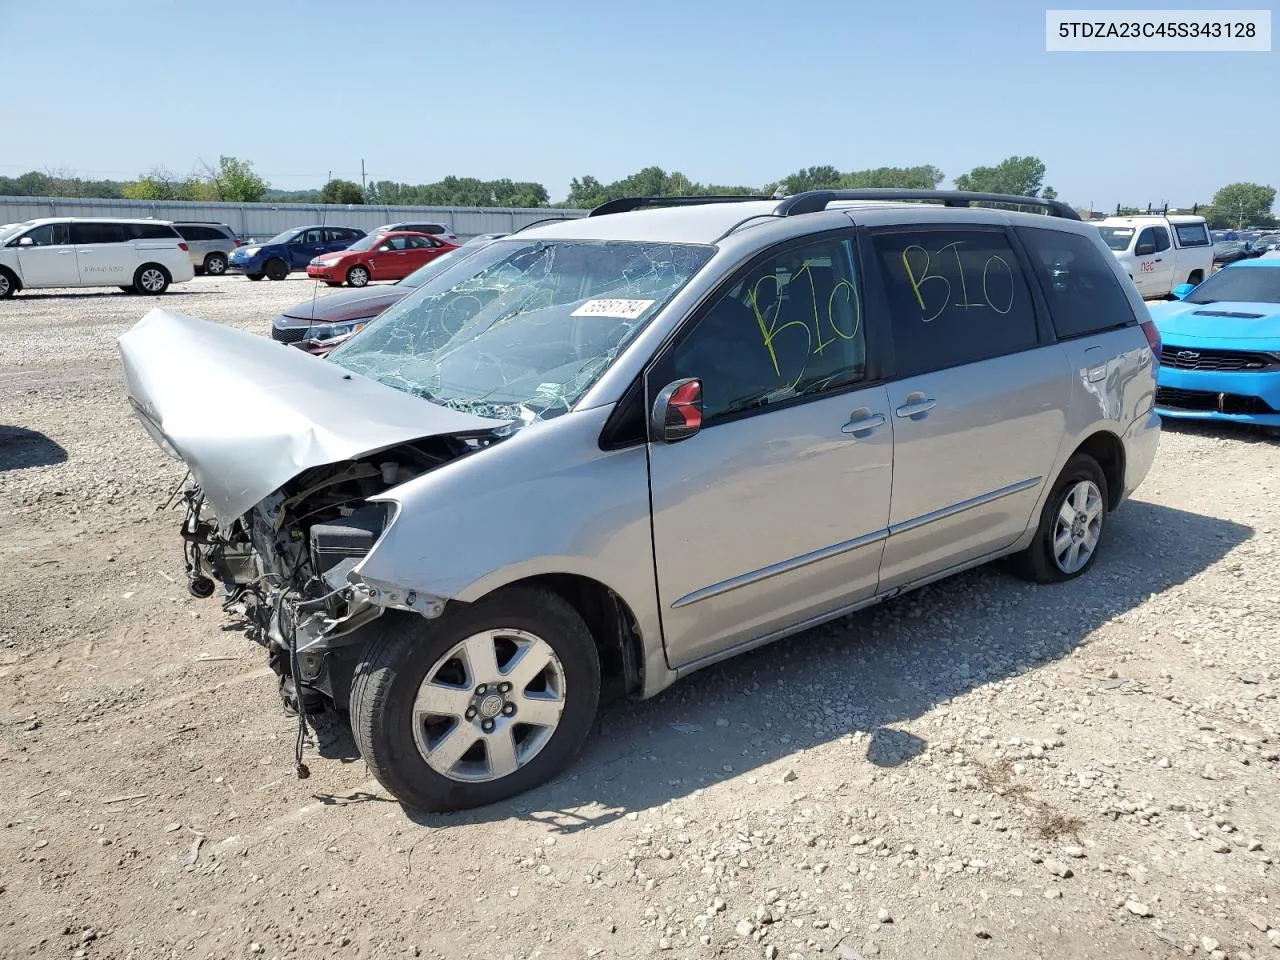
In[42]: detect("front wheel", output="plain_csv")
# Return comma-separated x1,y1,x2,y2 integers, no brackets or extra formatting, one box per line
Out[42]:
0,269,16,299
1007,454,1108,583
265,258,289,281
346,264,370,287
350,587,600,812
133,264,170,295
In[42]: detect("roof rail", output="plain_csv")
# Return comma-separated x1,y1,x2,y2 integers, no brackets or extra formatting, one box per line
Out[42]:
774,189,1081,221
589,195,772,217
510,216,577,235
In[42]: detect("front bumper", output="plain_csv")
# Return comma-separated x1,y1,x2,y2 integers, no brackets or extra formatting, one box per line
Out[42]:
1155,363,1280,426
306,264,340,281
228,255,267,275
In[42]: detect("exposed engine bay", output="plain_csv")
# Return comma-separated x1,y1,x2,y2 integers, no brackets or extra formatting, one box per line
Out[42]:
177,435,489,716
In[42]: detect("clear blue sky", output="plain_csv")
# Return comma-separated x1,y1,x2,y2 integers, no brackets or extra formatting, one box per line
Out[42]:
3,0,1275,208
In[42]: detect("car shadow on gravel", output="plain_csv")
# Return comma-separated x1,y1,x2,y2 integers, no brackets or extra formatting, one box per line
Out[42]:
311,500,1250,832
10,290,209,301
0,426,67,471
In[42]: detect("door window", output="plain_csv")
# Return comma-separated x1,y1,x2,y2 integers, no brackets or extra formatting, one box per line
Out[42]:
19,223,71,246
325,228,355,244
1152,227,1171,253
1134,227,1155,253
70,222,127,245
123,223,179,240
1016,227,1139,339
301,228,325,245
664,236,866,422
871,228,1038,376
406,236,433,249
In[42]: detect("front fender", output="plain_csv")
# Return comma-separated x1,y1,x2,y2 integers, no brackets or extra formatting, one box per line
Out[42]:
353,405,665,663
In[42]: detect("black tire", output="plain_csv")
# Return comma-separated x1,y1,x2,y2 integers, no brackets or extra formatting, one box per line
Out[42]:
118,285,136,293
1007,454,1108,584
204,252,228,276
265,258,289,281
246,272,265,281
350,586,601,812
133,263,170,295
0,268,19,299
324,281,342,287
346,264,370,288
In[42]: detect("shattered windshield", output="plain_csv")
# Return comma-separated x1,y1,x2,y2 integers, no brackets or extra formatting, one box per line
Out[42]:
328,239,713,421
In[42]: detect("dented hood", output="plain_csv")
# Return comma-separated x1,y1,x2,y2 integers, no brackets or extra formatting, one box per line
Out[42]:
118,309,505,525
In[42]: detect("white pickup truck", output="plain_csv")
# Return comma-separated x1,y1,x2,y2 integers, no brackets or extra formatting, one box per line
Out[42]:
1094,214,1213,299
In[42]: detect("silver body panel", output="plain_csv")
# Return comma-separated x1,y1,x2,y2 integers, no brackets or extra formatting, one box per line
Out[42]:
117,309,504,525
120,200,1160,703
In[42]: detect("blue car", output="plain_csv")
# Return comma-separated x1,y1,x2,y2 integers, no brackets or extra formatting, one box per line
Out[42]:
228,225,365,281
1148,258,1280,429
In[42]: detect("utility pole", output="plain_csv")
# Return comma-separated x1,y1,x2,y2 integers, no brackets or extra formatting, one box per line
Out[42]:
361,159,366,195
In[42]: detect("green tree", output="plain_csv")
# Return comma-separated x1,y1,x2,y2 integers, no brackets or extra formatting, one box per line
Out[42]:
320,178,365,204
202,156,267,203
953,156,1047,197
780,165,842,194
1041,185,1058,201
838,165,945,190
1205,182,1276,229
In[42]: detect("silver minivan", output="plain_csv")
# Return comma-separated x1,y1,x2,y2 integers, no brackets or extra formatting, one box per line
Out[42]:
119,190,1161,811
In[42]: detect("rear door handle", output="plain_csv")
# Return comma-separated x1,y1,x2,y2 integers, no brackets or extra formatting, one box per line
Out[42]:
841,410,886,437
894,396,937,420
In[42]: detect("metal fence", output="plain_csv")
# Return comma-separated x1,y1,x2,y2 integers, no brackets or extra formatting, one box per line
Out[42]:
0,195,588,241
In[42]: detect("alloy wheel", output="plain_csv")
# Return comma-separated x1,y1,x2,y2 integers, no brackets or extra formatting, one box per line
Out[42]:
412,628,566,783
1052,480,1103,574
139,268,166,293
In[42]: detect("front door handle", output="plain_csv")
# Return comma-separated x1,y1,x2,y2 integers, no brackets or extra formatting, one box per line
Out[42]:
1153,258,1163,263
841,409,886,437
895,395,937,420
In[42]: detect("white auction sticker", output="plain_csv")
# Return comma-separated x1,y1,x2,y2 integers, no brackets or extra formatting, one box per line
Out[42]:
570,299,656,320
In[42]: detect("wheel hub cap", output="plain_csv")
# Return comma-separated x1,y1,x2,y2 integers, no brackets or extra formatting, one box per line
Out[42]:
412,628,567,783
1053,480,1103,574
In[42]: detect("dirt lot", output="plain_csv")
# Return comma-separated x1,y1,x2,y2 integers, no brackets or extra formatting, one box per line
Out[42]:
1,275,1278,960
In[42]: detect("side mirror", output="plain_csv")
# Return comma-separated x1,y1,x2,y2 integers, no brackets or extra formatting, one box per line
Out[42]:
1172,283,1195,300
650,378,703,443
17,236,34,246
1134,243,1156,256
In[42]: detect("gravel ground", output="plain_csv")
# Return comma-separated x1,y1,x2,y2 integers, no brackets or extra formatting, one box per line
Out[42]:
1,275,1278,960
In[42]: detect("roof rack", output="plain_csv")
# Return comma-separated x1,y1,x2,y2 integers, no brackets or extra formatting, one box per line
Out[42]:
588,195,772,217
774,189,1081,220
510,216,577,235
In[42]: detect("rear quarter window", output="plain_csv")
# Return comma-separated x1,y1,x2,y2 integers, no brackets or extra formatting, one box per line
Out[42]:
871,228,1039,376
1016,228,1138,339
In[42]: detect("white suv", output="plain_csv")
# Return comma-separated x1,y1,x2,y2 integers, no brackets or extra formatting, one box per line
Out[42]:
0,218,195,298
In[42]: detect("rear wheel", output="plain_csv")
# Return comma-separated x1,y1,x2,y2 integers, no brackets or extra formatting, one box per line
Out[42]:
265,258,289,281
204,252,228,276
133,264,170,295
350,587,600,812
346,264,370,287
246,272,264,281
0,268,17,299
1007,455,1108,583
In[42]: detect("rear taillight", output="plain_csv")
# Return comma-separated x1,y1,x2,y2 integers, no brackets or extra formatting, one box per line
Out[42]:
235,238,243,246
178,242,189,252
1140,319,1161,363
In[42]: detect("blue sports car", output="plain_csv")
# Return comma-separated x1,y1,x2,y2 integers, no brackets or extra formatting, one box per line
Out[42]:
1148,258,1280,429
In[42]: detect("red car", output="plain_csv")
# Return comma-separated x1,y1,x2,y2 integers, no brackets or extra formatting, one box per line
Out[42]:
306,231,457,287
